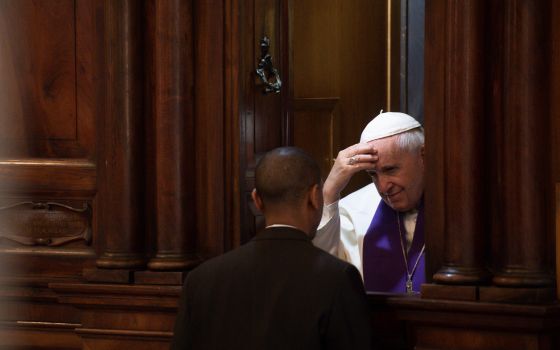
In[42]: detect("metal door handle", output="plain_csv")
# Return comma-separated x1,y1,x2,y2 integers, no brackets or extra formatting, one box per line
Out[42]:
255,36,282,94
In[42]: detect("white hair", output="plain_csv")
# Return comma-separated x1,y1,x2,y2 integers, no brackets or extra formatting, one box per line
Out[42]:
394,127,424,152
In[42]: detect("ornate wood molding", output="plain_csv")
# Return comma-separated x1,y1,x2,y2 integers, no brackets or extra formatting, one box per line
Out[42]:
0,201,91,247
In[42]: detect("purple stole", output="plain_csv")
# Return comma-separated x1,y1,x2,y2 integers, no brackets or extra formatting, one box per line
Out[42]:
362,199,425,293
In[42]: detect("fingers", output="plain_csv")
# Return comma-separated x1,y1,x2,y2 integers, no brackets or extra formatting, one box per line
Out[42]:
323,143,379,204
344,143,378,158
338,143,378,168
346,153,378,167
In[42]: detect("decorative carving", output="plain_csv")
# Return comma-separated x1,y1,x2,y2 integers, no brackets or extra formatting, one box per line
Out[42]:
0,201,92,247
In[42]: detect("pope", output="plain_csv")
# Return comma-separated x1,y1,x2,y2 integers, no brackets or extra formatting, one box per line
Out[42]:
313,112,426,294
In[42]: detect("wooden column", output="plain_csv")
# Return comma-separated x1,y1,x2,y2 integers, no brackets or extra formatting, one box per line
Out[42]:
147,0,198,271
492,0,554,288
96,0,146,269
431,0,490,286
194,0,226,258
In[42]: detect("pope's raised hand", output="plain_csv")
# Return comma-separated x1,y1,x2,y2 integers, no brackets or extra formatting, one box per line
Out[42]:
323,143,378,205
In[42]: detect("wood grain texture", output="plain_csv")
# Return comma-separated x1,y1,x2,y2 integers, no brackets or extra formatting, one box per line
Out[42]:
293,98,340,181
291,0,388,197
425,0,556,296
557,184,560,299
194,0,226,258
223,0,242,250
147,0,198,271
96,0,146,269
432,0,491,285
492,0,553,288
237,0,289,244
52,282,180,350
423,0,446,283
368,294,560,350
0,0,96,159
0,322,82,350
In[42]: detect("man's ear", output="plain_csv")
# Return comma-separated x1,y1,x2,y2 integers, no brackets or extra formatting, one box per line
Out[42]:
308,184,323,211
251,188,264,212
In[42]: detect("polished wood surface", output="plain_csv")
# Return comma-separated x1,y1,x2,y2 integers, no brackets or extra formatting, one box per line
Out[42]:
426,0,555,297
492,0,554,288
147,0,197,271
432,0,490,285
423,0,446,281
1,0,560,349
557,183,560,300
237,0,288,244
369,293,560,350
194,0,227,258
291,0,389,194
96,0,146,270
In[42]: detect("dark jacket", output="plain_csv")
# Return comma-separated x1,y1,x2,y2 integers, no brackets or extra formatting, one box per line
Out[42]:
171,226,373,350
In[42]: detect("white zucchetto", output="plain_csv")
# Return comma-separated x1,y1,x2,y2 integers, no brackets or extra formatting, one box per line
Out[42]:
360,112,421,143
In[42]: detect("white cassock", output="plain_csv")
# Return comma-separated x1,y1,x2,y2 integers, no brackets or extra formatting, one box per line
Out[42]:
313,183,418,278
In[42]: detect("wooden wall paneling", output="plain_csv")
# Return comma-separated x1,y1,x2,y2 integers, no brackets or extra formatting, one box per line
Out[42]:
290,0,389,196
431,0,491,289
238,0,256,246
551,0,560,302
387,0,403,112
95,0,146,270
52,283,180,350
194,0,226,259
238,0,289,244
0,0,96,159
148,0,198,271
0,0,75,158
491,0,554,292
423,0,446,284
0,323,82,350
368,294,560,350
0,0,98,288
557,183,560,300
224,0,242,250
293,98,340,181
253,0,284,154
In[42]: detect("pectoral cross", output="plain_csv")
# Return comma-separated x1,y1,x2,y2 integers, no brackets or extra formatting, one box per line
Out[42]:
406,279,413,294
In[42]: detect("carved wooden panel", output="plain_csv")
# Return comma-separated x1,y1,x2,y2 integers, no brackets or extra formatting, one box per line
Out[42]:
293,98,340,181
0,0,99,259
0,0,95,159
0,201,91,248
290,0,390,196
238,0,289,244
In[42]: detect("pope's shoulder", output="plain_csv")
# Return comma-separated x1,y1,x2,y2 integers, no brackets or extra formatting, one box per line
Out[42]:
339,183,381,211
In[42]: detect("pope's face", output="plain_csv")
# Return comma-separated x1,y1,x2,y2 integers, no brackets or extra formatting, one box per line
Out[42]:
367,136,424,212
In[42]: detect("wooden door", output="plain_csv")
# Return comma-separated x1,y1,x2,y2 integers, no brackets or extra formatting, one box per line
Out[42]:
0,1,100,348
290,0,399,194
237,0,290,244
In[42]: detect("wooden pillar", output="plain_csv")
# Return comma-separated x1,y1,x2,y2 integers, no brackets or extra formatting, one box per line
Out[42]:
147,0,198,271
432,0,490,285
194,0,226,258
492,0,554,288
96,0,146,269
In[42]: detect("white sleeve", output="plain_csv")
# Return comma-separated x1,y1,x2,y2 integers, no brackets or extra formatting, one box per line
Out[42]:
313,184,377,277
313,201,363,275
338,205,363,275
313,201,342,257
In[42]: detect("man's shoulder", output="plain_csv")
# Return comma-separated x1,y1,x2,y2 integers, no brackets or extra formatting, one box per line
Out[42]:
306,241,360,273
187,244,250,280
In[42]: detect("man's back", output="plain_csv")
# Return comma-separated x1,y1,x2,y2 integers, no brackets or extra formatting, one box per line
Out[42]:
171,227,372,350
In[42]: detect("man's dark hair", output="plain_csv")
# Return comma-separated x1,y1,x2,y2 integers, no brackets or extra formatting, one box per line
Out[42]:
255,147,321,206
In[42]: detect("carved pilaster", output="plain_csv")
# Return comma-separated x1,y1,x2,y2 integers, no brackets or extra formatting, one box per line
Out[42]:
96,0,146,269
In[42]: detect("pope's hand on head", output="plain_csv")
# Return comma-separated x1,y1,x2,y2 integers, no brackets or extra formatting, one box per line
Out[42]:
323,143,378,204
